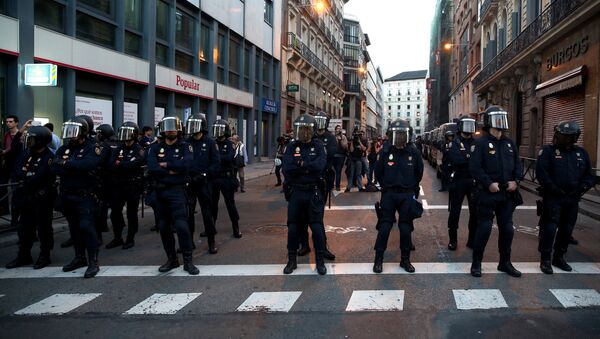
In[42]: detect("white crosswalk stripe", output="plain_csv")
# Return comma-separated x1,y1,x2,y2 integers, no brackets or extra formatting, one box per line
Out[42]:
345,290,404,312
237,292,302,313
452,289,508,310
14,293,102,315
550,289,600,308
327,204,537,211
124,293,202,315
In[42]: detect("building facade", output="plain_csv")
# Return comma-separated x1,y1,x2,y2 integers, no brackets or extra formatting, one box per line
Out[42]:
473,0,600,167
342,15,368,133
448,0,482,120
364,52,382,138
428,0,453,129
384,70,428,136
0,0,282,160
280,0,345,133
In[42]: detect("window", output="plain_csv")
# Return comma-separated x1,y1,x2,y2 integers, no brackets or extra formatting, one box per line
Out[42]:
79,0,113,18
156,0,169,42
199,22,211,79
0,0,6,15
416,120,420,127
397,112,401,118
407,97,410,101
407,104,411,109
262,54,270,83
406,112,411,117
243,46,250,90
156,43,168,66
35,0,65,33
76,12,115,48
176,9,194,51
388,106,391,110
397,105,400,109
417,96,420,101
229,38,241,88
217,32,226,84
124,0,141,31
124,31,142,56
417,104,420,109
175,51,193,73
264,0,273,25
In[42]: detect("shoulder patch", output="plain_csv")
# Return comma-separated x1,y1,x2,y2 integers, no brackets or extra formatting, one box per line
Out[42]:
48,158,53,165
95,146,102,155
538,149,543,156
189,145,193,152
471,145,476,152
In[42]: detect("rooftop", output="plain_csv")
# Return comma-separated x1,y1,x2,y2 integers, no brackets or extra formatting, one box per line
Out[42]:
385,70,428,82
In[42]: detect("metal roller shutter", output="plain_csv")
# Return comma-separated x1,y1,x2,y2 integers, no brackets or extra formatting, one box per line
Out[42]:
542,87,585,146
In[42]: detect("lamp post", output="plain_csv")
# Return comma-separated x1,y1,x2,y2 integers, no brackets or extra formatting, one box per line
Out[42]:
297,0,327,13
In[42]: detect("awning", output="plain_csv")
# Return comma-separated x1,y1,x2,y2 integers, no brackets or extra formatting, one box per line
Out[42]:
535,66,586,97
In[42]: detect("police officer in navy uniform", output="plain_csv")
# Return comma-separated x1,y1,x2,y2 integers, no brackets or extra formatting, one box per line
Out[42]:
210,119,242,239
52,117,103,278
186,114,220,254
469,106,523,278
95,124,117,245
147,116,199,275
296,111,336,260
439,130,455,192
106,122,145,250
373,119,424,273
282,114,328,275
5,126,56,269
536,121,594,274
446,116,478,250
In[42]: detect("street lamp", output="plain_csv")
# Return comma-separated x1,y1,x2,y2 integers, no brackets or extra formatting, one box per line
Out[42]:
444,43,468,50
298,0,327,13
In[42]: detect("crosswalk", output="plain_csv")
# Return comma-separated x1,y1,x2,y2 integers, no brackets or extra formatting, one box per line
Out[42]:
4,288,600,316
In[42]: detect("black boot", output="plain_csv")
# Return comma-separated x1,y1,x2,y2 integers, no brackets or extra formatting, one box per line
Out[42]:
183,251,199,275
232,222,242,238
84,250,100,278
297,244,311,257
498,253,521,277
400,252,415,273
470,251,482,277
5,251,33,269
323,246,336,261
552,253,572,272
315,253,327,275
373,251,384,273
199,231,207,237
569,236,578,245
448,229,457,251
283,252,297,274
158,253,180,272
60,237,74,248
122,239,135,250
33,252,51,270
540,260,553,274
208,235,218,254
105,238,124,249
62,251,87,272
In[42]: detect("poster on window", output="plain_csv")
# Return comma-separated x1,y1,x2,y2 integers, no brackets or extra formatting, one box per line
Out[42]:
75,96,113,129
154,107,165,126
123,102,138,124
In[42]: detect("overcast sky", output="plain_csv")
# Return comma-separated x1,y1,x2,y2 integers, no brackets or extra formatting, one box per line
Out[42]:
343,0,437,80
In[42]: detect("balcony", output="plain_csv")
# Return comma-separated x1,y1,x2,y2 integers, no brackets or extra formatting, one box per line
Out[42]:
344,58,360,68
478,0,498,24
345,84,361,93
344,34,360,44
285,32,344,89
292,0,343,58
473,0,588,90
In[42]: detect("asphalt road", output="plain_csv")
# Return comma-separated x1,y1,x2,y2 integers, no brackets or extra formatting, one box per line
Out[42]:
0,164,598,339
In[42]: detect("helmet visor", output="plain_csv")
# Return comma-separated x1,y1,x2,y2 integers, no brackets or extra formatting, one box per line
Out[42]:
186,119,205,135
213,123,227,138
489,111,509,130
459,119,476,133
314,115,328,130
390,127,409,147
61,122,83,139
24,131,38,149
117,126,137,141
294,122,314,143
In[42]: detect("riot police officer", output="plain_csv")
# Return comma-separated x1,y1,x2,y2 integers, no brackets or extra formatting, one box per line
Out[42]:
536,121,594,274
52,117,103,278
5,126,56,269
95,124,117,245
186,114,220,254
446,116,478,250
282,114,327,275
210,119,242,238
439,130,455,192
106,122,145,250
296,111,336,260
373,119,423,273
469,106,523,278
147,116,199,275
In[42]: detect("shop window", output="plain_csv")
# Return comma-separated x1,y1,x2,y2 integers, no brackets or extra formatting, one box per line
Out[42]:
175,9,194,51
79,0,114,18
124,31,142,57
156,43,169,66
199,22,212,79
76,12,115,48
124,0,141,31
175,51,193,73
156,0,169,42
35,0,65,33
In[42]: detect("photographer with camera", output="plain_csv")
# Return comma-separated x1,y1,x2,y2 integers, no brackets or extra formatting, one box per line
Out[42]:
332,125,348,191
345,127,367,192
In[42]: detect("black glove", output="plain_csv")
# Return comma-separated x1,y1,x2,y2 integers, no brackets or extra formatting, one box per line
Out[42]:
54,159,67,166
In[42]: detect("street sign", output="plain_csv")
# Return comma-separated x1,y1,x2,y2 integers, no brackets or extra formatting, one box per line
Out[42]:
286,84,299,92
24,63,57,86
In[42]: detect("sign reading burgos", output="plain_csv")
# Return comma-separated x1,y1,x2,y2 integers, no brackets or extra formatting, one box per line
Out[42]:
176,75,200,91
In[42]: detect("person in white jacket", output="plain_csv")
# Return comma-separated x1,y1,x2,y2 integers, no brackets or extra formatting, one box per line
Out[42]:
232,135,248,193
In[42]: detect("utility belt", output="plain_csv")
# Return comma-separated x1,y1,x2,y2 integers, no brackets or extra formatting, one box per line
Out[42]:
60,188,95,197
382,187,414,194
190,173,208,183
218,171,234,178
291,183,321,191
153,182,186,190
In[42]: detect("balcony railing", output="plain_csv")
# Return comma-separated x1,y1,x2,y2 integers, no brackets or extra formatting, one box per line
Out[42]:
285,32,344,88
473,0,587,89
344,34,360,44
345,84,361,93
478,0,497,23
344,58,360,68
292,0,343,57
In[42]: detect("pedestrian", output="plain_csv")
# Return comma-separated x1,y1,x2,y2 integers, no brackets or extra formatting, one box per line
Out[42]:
373,119,423,273
5,126,56,269
105,122,145,250
185,113,219,254
332,125,348,191
468,106,523,278
366,139,380,187
346,127,366,192
44,123,61,154
446,116,478,250
536,120,594,274
275,136,286,186
232,135,247,193
211,119,242,238
139,126,155,148
147,115,199,275
1,115,23,222
51,117,102,278
282,114,327,275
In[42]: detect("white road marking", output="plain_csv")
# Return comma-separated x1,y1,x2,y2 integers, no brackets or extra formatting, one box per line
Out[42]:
550,289,600,308
124,293,202,315
346,290,404,312
1,263,598,278
419,185,425,197
14,293,102,315
327,204,537,211
237,292,302,312
453,289,508,310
